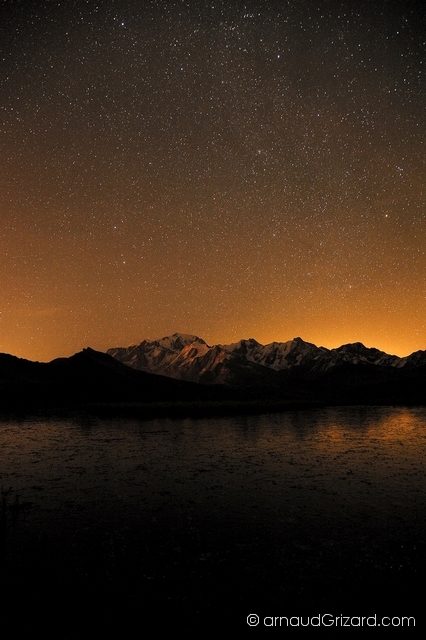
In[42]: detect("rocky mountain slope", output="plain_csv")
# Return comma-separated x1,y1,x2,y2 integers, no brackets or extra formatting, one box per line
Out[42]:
108,333,426,383
107,333,426,405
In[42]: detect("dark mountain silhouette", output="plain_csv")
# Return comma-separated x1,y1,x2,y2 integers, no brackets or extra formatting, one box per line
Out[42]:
2,335,426,414
0,347,231,412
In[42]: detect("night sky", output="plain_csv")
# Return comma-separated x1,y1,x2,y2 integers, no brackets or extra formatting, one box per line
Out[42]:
1,0,425,362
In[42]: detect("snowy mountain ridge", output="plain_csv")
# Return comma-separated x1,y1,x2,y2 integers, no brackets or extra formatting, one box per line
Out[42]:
107,333,426,385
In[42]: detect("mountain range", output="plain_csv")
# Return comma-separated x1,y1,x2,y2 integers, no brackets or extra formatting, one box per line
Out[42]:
1,334,426,414
108,332,426,380
107,333,426,405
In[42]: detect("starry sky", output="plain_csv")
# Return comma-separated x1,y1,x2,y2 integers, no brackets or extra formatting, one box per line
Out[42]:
1,0,425,361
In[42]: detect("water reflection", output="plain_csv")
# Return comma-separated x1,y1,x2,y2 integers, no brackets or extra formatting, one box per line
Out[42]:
1,406,425,622
0,406,425,528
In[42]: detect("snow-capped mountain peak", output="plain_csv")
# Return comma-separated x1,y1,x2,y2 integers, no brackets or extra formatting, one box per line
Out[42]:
107,334,426,386
156,333,208,352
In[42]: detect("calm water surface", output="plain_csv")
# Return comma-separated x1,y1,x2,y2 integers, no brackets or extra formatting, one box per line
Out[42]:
1,406,425,630
1,406,425,523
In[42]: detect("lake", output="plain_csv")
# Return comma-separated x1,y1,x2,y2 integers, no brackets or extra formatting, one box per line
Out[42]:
1,406,424,633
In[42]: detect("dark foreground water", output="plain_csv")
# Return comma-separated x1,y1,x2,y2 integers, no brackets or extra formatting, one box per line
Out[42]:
1,406,425,634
